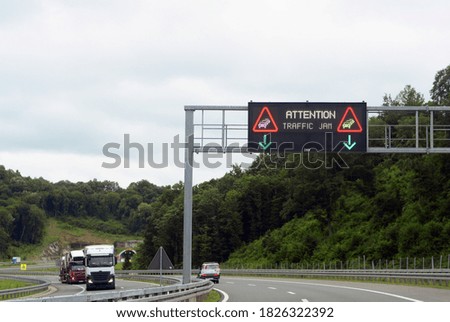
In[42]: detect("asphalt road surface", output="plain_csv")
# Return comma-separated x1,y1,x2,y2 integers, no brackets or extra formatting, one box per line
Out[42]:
215,276,450,302
3,267,449,302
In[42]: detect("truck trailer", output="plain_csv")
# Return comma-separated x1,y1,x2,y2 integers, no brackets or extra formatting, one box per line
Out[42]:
83,244,116,290
59,250,85,284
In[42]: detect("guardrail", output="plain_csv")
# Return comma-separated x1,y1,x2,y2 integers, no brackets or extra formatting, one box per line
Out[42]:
17,278,213,302
0,276,50,301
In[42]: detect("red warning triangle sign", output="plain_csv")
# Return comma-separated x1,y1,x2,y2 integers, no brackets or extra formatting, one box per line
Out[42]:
337,106,363,133
252,106,279,133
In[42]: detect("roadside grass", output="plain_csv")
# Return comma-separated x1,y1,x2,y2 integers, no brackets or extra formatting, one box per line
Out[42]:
0,279,33,291
204,289,221,302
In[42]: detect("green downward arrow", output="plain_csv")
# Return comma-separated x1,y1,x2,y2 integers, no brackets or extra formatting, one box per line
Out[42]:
343,134,356,150
259,134,272,151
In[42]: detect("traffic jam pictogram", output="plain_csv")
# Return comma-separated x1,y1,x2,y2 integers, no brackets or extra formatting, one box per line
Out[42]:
252,106,279,133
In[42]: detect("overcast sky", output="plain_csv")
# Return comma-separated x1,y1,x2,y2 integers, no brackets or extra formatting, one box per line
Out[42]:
1,0,449,188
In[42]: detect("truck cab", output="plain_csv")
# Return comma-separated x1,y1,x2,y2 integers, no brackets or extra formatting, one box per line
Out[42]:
84,245,116,291
59,250,85,284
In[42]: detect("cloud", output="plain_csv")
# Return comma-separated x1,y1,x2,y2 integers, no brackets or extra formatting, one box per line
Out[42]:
0,0,449,186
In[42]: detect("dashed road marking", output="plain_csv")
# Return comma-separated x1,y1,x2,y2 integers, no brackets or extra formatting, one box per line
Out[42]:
248,284,256,287
287,291,296,295
268,287,277,290
301,298,309,302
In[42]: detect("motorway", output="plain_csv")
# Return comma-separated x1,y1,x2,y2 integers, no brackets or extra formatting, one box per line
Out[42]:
2,265,450,301
215,276,450,302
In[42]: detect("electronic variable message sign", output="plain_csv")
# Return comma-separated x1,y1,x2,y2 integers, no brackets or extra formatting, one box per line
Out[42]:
248,102,367,153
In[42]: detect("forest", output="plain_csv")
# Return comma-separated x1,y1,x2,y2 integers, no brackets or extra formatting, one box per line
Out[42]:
1,65,449,268
0,172,162,258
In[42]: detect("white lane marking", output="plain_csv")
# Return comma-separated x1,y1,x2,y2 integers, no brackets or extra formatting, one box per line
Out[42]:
214,288,229,302
248,284,256,287
74,284,85,295
268,287,277,290
226,282,235,285
287,291,296,295
301,298,309,302
331,285,421,302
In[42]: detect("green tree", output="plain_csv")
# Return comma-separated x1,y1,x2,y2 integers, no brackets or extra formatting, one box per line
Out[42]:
127,180,162,203
0,207,13,257
383,85,425,107
121,250,135,270
381,85,426,146
128,202,152,233
11,203,46,244
430,65,450,106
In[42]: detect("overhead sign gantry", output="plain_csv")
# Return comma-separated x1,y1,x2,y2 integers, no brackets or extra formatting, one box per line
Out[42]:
182,103,450,285
248,102,367,153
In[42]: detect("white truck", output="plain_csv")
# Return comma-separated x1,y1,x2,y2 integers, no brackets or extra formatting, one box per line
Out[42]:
83,245,116,291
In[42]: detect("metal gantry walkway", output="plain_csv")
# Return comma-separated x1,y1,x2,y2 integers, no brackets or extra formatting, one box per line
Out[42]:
185,105,450,154
367,106,450,153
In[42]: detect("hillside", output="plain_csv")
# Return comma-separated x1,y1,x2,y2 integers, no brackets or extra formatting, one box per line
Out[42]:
133,152,450,269
222,154,450,268
8,217,141,261
0,166,157,260
2,153,450,267
2,153,450,268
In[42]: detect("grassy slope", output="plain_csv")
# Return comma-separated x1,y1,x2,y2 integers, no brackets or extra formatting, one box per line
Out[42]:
7,217,141,261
